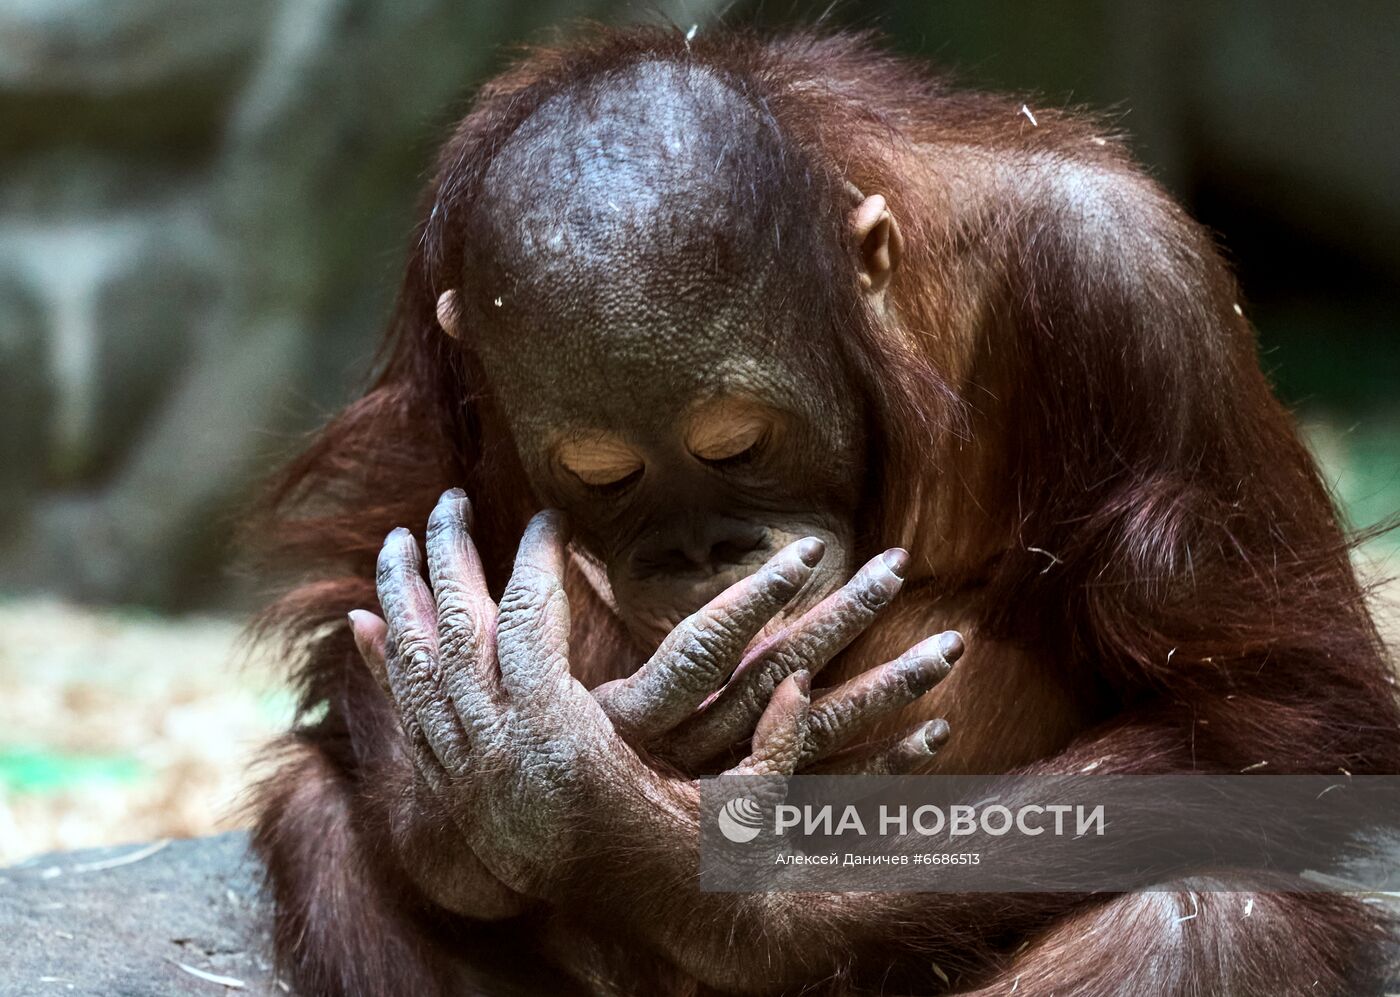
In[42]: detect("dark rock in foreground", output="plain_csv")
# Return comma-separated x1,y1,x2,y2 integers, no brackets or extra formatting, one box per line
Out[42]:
0,834,578,996
0,833,279,996
5,832,1396,995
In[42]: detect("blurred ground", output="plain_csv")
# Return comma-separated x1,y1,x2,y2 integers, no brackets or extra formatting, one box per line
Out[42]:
0,417,1393,866
0,602,292,864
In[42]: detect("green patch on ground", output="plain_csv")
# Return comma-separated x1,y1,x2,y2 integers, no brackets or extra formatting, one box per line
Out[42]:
0,747,145,795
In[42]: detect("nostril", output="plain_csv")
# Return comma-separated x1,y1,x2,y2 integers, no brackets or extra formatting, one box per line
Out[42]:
631,524,769,576
630,546,695,576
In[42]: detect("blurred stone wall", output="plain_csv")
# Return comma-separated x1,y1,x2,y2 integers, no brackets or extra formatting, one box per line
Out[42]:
0,1,1395,609
866,1,1400,252
0,0,720,608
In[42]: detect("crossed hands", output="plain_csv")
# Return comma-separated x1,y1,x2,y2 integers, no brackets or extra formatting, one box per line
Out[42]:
347,489,962,913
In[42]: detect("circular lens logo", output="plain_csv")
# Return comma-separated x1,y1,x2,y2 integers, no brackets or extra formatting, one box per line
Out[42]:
717,796,765,843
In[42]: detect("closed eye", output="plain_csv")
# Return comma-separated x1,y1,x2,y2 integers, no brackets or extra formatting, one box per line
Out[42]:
585,466,643,496
697,432,766,468
687,401,773,466
555,435,644,491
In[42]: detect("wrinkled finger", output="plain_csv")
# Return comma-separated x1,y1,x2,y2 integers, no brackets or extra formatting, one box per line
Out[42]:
377,528,474,771
347,608,456,788
376,527,439,661
348,609,390,696
762,548,910,677
376,528,442,706
425,487,498,610
496,510,573,701
809,718,951,775
731,671,811,776
665,549,909,768
425,488,493,621
424,489,501,718
598,538,825,742
799,631,962,767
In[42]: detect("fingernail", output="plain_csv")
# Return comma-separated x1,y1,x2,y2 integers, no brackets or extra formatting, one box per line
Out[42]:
347,611,376,648
905,636,954,679
445,489,473,529
387,526,411,542
790,669,811,697
923,718,951,749
882,547,909,579
938,631,965,663
796,537,825,567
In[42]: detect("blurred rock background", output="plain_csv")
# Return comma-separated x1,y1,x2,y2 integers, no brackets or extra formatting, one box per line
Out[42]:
0,0,1395,860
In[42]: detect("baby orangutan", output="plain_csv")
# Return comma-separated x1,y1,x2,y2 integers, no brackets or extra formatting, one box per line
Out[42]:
251,24,1400,997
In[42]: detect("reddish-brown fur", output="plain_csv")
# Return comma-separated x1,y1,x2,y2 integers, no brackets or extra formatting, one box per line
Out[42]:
248,25,1400,995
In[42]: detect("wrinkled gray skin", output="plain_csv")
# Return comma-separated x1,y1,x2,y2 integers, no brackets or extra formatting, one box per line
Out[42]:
352,493,959,919
347,64,962,931
461,62,866,648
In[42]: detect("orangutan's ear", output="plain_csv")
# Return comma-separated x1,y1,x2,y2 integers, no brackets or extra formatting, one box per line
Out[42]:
436,290,462,339
849,193,903,297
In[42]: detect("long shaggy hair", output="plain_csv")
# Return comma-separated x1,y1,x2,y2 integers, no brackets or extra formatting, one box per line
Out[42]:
243,23,1399,996
251,24,1395,774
